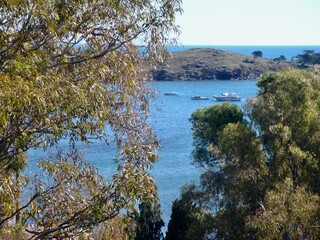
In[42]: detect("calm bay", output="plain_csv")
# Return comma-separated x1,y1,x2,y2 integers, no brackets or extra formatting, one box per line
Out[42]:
149,80,257,224
28,44,320,225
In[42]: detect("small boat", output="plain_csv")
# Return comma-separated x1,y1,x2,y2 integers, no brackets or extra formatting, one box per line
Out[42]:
214,92,241,101
164,91,180,96
191,95,210,100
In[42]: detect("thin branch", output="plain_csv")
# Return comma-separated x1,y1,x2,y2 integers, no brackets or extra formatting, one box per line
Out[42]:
0,179,65,228
49,20,153,68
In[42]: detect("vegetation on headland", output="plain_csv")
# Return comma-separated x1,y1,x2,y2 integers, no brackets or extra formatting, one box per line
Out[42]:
251,50,263,62
166,69,320,239
151,48,320,81
0,0,182,239
293,50,320,67
151,48,291,81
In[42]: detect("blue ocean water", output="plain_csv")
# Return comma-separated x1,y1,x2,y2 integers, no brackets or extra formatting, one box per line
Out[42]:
26,80,257,226
149,80,257,224
26,45,315,227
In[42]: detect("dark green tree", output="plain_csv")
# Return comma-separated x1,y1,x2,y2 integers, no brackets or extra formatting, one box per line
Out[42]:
273,55,287,64
165,190,214,240
294,50,320,67
190,102,243,168
279,55,287,61
182,69,320,239
297,50,314,66
251,50,263,62
312,52,320,66
134,202,165,240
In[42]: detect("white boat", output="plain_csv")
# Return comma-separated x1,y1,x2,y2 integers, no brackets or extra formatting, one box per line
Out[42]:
164,91,179,96
214,92,241,101
191,95,210,100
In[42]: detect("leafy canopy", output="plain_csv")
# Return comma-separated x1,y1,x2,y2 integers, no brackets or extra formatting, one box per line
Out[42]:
0,0,182,239
181,69,320,239
252,50,263,59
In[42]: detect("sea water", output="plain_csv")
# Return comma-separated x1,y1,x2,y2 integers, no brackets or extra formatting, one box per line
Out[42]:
26,80,257,226
149,80,257,224
26,45,320,226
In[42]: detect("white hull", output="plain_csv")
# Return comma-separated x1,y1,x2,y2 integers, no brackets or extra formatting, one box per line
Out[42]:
214,92,241,101
191,96,210,100
164,92,179,96
214,96,241,101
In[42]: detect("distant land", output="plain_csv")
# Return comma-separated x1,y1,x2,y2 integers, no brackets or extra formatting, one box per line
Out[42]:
167,45,320,60
150,48,293,81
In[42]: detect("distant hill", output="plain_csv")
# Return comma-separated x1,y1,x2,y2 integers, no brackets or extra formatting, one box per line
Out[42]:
150,48,292,81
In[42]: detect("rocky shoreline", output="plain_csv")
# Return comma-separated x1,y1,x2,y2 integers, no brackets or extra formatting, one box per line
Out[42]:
151,48,292,81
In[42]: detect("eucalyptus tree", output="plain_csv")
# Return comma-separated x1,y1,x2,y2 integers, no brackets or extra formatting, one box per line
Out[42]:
0,0,182,239
247,178,320,239
250,70,320,191
183,69,320,239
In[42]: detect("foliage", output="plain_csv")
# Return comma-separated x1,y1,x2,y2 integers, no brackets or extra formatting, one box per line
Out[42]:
0,152,153,239
251,50,263,62
293,50,320,66
165,189,214,240
190,102,243,168
273,55,287,64
134,201,164,240
248,178,320,240
0,0,182,239
251,70,320,191
182,69,320,239
89,215,136,240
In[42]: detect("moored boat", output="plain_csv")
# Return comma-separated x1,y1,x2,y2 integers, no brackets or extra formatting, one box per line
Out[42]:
214,92,241,101
191,95,210,100
164,91,180,96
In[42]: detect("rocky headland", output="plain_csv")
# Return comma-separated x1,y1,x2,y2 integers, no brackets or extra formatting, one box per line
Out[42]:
151,48,292,81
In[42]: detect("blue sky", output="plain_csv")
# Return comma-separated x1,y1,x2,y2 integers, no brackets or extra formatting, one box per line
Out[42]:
176,0,320,45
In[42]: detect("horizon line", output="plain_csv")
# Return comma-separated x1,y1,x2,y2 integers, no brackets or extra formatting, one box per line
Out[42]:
172,44,320,46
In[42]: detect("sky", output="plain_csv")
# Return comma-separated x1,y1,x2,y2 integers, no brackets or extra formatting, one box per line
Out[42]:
175,0,320,45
